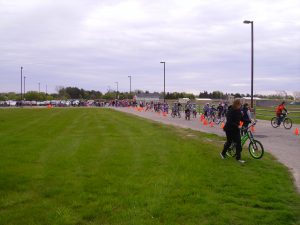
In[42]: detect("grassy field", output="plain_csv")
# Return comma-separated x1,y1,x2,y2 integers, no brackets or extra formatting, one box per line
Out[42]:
255,106,300,124
0,108,299,225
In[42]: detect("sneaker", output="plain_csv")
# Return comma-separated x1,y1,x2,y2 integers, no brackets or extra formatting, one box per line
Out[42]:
220,152,226,159
237,159,246,164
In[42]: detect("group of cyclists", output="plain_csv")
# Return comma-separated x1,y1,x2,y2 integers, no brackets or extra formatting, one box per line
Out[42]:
124,99,290,163
127,99,289,129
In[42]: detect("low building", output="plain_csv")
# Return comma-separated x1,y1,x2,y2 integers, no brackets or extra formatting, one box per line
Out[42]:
178,98,190,104
134,93,161,103
241,97,261,106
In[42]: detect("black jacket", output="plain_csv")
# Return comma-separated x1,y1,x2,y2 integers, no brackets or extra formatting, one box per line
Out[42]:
224,107,242,132
241,106,251,122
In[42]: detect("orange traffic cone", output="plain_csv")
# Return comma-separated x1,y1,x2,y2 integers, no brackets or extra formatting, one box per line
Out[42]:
294,128,299,136
200,115,204,122
203,119,208,126
221,122,225,129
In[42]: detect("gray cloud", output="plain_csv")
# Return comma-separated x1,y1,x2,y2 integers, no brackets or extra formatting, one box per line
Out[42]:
0,0,299,95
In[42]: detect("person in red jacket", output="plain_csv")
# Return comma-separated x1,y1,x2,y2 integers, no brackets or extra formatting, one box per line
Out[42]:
276,101,287,125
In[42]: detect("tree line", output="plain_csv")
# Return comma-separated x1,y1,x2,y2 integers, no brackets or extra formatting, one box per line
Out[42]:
0,86,295,101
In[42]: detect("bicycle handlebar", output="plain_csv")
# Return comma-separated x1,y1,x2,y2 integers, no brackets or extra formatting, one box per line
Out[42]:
241,120,257,131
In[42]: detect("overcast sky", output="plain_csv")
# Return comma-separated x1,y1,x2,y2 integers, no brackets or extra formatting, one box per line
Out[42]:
1,0,299,95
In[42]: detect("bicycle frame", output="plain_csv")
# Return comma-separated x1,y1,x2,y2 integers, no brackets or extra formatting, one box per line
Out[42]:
227,121,264,159
241,130,255,147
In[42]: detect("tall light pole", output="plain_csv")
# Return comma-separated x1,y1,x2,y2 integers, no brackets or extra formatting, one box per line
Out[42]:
160,61,166,102
23,76,26,100
115,81,119,99
243,20,254,109
128,76,132,95
20,67,23,102
38,82,40,93
46,85,48,95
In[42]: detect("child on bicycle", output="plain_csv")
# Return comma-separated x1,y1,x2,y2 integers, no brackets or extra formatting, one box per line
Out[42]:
217,103,224,119
276,101,287,125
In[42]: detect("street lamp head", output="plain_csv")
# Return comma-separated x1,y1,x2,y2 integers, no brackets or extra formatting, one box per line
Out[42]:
160,61,165,64
243,20,252,24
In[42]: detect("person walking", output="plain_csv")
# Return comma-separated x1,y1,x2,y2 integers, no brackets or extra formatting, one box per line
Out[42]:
220,99,245,163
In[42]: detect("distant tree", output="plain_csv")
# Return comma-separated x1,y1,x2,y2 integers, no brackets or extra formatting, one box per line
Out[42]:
199,91,209,98
135,89,144,94
103,91,116,100
57,86,69,99
0,93,6,101
0,92,19,100
212,91,224,99
65,87,81,99
25,91,47,101
234,93,242,98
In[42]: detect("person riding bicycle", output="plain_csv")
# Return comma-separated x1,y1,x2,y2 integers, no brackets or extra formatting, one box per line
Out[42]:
220,98,245,163
209,105,217,119
217,103,224,118
241,103,252,136
172,102,180,116
192,103,197,117
185,101,192,119
222,102,229,117
203,103,210,117
276,101,288,125
185,101,192,112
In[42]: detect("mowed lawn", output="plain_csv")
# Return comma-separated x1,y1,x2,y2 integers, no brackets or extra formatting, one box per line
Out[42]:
0,108,299,225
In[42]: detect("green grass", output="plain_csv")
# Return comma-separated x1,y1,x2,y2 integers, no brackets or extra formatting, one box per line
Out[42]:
0,108,299,225
256,106,300,124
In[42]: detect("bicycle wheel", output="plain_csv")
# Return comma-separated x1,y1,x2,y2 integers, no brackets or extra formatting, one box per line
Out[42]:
226,144,236,157
283,118,292,129
271,117,279,128
214,117,221,124
248,140,264,159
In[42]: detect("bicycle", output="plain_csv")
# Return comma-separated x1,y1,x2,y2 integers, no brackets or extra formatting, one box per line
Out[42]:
226,121,264,159
185,109,191,120
214,113,226,125
206,111,217,123
271,112,292,129
171,109,181,118
192,109,197,118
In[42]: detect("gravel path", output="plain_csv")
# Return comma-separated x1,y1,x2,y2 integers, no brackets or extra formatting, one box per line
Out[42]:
114,107,300,193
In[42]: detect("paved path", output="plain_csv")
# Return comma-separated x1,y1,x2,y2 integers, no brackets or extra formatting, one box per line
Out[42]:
114,107,300,193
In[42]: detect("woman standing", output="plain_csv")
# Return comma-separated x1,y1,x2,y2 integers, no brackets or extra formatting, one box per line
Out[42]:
220,99,245,163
